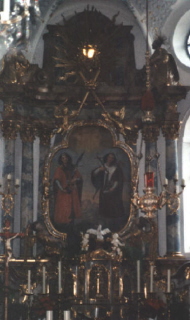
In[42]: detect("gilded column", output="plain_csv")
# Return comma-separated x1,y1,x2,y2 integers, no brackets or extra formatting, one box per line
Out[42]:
37,125,52,218
162,111,182,257
1,104,19,231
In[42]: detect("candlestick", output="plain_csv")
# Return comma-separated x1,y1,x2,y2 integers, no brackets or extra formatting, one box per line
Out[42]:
150,265,154,293
42,266,46,294
28,270,31,294
58,261,62,294
167,269,171,293
46,310,53,320
137,260,140,293
64,310,71,320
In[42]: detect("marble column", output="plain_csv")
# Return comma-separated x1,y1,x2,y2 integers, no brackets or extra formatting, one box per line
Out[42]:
20,124,36,255
1,104,20,255
13,135,22,257
162,112,182,257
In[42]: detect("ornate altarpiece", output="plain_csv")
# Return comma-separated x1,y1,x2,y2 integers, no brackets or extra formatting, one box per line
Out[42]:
0,7,188,320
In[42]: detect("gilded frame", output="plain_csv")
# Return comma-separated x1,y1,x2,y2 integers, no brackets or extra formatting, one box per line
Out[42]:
42,121,138,240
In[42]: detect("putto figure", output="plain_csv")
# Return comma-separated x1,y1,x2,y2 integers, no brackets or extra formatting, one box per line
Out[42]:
91,153,124,220
53,152,83,224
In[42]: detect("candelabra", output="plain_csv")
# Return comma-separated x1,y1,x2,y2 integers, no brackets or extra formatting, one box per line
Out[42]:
132,171,185,218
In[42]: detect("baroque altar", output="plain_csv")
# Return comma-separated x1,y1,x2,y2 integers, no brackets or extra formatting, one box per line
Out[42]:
0,6,189,320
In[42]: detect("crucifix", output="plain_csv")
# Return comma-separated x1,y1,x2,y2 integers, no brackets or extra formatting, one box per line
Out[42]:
0,175,24,320
0,218,25,320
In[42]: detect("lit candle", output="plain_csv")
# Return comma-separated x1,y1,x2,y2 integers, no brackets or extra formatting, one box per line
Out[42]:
58,261,62,294
28,270,31,294
137,260,140,293
64,310,71,320
150,265,154,293
42,266,46,294
46,310,53,320
167,269,171,293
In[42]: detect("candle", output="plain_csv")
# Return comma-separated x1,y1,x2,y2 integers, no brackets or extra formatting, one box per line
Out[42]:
42,266,46,294
144,283,147,299
58,261,62,294
164,178,168,185
174,173,178,180
137,260,140,293
28,270,31,294
7,174,11,180
181,179,185,186
167,269,171,293
15,179,20,186
46,310,53,320
150,265,154,293
95,307,99,318
64,310,71,320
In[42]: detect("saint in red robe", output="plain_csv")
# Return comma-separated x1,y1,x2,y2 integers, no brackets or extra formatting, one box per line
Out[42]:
53,165,82,224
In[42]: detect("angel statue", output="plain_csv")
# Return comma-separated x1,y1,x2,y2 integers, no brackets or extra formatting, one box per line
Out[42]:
81,233,89,251
86,225,111,241
111,233,124,257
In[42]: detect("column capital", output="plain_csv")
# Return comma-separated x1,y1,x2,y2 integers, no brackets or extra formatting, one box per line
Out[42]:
161,112,180,140
141,123,160,143
20,123,37,143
